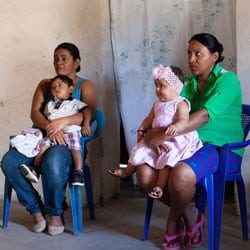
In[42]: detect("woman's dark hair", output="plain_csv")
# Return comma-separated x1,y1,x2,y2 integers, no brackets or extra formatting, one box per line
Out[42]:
170,65,184,83
51,74,74,87
54,42,81,72
189,33,224,63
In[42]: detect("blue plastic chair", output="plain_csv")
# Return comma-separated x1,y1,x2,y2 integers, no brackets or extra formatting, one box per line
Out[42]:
142,104,250,250
2,108,105,235
196,104,250,249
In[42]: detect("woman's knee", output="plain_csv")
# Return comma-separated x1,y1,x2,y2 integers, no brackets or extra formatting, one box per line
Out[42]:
1,151,11,173
168,163,196,190
41,145,72,184
1,149,30,175
42,146,72,170
2,149,17,168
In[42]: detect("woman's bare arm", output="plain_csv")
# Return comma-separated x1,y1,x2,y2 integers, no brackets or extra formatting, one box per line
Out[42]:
165,101,189,136
181,108,209,134
80,79,98,118
30,79,51,129
145,107,209,145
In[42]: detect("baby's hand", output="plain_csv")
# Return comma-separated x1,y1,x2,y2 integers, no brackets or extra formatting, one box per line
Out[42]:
165,124,178,136
137,130,145,142
81,125,91,136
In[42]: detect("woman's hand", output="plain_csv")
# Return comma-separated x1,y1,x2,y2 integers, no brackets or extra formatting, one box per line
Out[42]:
46,118,68,144
144,127,170,146
49,130,67,145
46,117,68,137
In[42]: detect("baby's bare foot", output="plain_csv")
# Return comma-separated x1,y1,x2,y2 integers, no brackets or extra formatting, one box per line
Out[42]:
108,168,128,178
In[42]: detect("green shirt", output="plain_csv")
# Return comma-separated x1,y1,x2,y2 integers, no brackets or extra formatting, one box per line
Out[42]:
181,64,243,155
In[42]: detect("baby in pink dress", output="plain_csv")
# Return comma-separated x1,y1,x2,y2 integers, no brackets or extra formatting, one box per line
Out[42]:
109,64,202,198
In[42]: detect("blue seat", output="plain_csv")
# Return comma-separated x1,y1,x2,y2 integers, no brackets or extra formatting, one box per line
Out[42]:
2,108,105,235
142,104,250,250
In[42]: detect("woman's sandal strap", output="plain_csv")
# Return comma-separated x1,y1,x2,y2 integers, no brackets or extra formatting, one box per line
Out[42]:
185,213,204,247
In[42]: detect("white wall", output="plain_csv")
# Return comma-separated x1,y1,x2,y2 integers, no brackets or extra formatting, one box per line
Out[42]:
0,0,120,202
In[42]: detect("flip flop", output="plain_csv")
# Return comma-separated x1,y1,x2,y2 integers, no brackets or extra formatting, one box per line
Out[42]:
161,219,185,250
148,186,163,199
185,213,205,248
161,233,183,250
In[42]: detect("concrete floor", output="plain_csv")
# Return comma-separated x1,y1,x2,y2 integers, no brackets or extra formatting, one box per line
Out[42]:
0,184,249,250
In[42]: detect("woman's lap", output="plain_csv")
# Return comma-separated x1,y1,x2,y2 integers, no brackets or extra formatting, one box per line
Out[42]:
181,143,241,182
181,144,219,182
1,145,72,216
134,143,242,188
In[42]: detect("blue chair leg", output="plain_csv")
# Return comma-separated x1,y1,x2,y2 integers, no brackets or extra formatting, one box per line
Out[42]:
236,180,249,240
69,184,83,235
83,164,95,219
213,174,226,250
42,174,83,235
142,197,154,241
204,175,215,250
3,178,12,229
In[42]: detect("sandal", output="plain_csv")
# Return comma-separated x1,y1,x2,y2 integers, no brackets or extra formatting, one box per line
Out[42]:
33,219,46,233
161,231,184,250
185,213,204,248
48,225,64,236
162,219,185,250
148,186,163,199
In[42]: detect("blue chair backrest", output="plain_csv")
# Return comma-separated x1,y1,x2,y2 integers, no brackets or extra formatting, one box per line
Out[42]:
81,108,105,144
241,104,250,140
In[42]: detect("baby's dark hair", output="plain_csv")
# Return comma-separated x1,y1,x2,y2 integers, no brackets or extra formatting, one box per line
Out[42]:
169,66,184,83
50,74,74,87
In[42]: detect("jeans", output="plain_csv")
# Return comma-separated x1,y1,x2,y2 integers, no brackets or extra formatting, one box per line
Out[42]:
1,145,72,216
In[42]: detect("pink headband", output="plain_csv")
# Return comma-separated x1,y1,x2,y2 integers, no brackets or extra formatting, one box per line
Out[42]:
152,64,183,94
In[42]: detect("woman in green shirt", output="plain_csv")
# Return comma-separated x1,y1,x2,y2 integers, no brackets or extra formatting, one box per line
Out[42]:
183,51,243,151
136,33,243,249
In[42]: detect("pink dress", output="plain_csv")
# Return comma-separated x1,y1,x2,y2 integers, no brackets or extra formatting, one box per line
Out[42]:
129,97,203,169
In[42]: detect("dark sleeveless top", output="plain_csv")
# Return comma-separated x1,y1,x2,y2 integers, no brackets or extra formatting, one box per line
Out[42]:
71,77,84,100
